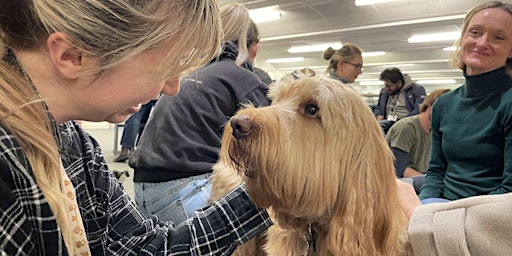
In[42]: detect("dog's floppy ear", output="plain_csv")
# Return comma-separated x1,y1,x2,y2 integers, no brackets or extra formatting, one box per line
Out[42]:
317,80,408,255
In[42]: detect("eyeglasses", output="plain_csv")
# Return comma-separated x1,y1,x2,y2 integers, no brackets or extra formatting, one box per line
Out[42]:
344,61,364,71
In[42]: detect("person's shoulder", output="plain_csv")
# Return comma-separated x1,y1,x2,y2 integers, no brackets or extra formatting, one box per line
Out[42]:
394,115,418,129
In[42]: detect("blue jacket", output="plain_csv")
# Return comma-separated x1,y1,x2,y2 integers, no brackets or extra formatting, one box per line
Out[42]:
373,74,426,118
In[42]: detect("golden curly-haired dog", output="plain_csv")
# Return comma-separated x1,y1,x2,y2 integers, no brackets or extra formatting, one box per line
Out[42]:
210,77,409,256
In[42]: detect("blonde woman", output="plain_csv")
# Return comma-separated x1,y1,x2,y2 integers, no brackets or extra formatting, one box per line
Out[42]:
0,0,271,255
399,2,512,255
322,42,364,83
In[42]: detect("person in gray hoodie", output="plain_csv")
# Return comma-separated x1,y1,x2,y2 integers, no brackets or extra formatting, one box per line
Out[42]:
373,67,426,134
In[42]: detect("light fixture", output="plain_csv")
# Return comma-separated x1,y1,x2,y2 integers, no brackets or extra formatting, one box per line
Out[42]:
408,32,460,43
362,51,385,57
355,0,399,6
443,46,458,51
417,79,456,85
358,81,384,86
249,6,282,23
383,63,415,67
266,57,305,63
288,43,342,53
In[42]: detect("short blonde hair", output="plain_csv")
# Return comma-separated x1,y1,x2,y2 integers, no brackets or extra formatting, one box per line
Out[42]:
449,1,512,75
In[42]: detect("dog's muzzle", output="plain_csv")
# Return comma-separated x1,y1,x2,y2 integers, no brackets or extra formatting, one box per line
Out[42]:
230,115,252,139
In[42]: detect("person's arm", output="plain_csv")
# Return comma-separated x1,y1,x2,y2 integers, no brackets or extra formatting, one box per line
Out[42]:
391,147,408,178
73,122,272,255
373,89,387,118
391,149,422,177
168,184,272,255
418,105,446,200
489,107,512,195
407,86,426,116
408,193,512,256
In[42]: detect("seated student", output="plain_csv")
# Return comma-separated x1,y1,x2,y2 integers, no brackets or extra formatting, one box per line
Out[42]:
386,89,450,193
374,68,426,134
419,0,512,204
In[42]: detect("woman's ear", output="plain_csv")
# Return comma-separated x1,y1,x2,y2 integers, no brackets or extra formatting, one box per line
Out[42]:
46,32,88,79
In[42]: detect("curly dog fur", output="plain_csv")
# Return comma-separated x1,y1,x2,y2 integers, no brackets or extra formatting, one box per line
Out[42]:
210,77,409,255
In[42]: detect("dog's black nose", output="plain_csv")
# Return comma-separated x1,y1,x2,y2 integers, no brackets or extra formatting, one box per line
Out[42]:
230,115,252,139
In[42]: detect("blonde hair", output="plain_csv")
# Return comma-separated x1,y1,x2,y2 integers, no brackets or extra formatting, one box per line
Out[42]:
220,3,254,66
0,0,221,253
449,1,512,75
322,43,363,74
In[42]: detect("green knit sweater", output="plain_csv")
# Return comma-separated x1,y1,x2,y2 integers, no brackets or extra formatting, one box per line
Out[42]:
419,66,512,200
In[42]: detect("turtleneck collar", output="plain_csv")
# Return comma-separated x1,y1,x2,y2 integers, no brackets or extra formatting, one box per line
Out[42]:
329,70,349,84
464,66,510,95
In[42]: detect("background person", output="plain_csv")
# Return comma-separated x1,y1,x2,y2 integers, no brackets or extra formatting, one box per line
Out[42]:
419,0,512,203
130,3,270,224
374,67,426,134
398,3,512,255
386,89,450,193
113,99,157,162
0,0,272,254
321,42,363,84
246,20,274,87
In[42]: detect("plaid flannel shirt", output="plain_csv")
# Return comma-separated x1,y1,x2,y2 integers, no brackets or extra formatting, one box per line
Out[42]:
0,121,272,255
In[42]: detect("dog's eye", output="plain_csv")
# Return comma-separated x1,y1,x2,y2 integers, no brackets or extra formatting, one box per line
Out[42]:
304,104,319,117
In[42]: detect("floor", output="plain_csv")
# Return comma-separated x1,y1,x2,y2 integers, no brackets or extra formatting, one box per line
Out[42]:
83,123,135,200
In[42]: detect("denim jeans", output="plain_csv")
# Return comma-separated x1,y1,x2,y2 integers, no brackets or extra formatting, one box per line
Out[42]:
134,174,212,224
120,101,155,148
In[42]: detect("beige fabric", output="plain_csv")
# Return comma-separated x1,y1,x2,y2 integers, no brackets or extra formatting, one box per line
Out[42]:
408,193,512,256
60,160,91,256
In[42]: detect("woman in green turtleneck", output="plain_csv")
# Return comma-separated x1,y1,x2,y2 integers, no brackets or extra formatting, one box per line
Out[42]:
419,2,512,202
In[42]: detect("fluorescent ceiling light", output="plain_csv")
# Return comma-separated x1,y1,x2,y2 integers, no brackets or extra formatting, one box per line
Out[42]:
408,32,460,43
249,6,282,23
359,81,384,86
288,43,342,53
355,0,398,6
362,51,385,57
383,63,415,67
443,46,458,51
417,79,456,85
266,57,304,63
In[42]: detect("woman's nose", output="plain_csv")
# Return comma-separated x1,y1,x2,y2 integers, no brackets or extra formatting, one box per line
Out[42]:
475,34,490,49
161,75,181,96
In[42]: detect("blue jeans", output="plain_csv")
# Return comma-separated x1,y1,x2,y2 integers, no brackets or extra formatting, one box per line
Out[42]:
134,174,212,224
120,101,155,148
421,198,451,204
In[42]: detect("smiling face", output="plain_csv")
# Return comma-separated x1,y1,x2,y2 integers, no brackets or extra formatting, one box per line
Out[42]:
461,7,512,75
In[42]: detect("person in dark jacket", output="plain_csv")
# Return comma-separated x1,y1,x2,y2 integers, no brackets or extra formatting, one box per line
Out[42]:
130,3,270,224
373,67,426,133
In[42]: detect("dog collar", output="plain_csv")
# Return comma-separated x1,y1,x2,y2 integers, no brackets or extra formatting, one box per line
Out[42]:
304,223,318,255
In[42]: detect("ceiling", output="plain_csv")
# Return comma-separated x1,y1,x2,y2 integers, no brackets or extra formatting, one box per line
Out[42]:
220,0,488,96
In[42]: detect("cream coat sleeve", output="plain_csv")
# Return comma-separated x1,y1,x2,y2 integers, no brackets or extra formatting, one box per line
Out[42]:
408,193,512,256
